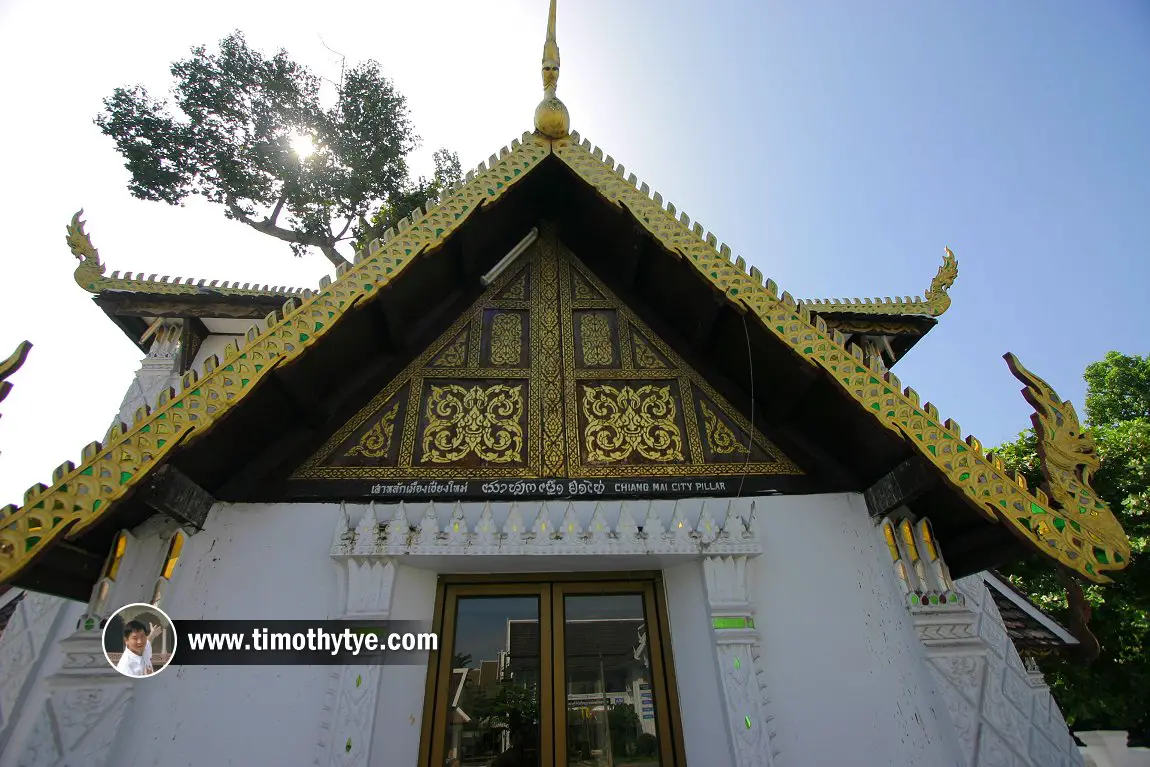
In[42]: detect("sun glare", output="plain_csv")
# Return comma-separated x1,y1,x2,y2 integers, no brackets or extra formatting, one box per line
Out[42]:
290,132,316,159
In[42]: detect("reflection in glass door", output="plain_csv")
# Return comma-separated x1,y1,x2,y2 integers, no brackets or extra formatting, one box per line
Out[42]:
426,584,552,767
553,584,676,767
422,577,683,767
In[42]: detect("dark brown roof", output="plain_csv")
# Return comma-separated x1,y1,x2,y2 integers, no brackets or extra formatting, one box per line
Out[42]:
985,573,1077,650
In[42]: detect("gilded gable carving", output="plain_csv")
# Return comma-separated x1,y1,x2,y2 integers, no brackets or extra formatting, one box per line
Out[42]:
632,332,668,370
489,313,523,366
578,313,614,367
582,384,683,463
293,228,802,490
572,270,604,301
347,401,401,459
419,383,525,464
700,400,748,456
429,328,469,368
495,269,529,301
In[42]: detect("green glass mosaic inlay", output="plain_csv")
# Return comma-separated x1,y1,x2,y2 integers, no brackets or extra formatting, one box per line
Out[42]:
712,616,752,630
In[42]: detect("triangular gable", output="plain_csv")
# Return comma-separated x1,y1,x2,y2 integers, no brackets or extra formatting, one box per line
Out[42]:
0,130,1129,588
290,229,802,498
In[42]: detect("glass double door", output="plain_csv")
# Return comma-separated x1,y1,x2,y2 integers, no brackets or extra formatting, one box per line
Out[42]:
421,577,685,767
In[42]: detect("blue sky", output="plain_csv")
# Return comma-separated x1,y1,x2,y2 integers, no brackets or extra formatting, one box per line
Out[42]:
0,0,1147,503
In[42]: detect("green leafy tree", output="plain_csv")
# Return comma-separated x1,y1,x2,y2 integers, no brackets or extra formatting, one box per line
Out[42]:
95,31,461,269
994,351,1149,744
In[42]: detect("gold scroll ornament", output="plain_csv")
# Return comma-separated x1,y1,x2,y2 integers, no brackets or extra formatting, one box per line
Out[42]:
580,313,613,366
421,384,525,464
582,384,683,463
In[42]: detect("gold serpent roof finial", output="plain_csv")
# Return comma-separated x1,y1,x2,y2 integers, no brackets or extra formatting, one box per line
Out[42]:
66,209,107,293
924,247,959,316
1003,352,1131,580
534,0,570,139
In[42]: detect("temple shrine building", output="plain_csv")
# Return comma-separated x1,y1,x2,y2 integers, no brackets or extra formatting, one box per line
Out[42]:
0,3,1132,766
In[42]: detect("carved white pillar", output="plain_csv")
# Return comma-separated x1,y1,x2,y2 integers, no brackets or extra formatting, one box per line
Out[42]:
15,630,134,767
703,555,776,767
317,504,398,767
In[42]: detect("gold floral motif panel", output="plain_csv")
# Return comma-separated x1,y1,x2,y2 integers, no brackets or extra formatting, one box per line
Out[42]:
418,383,525,464
631,330,669,370
576,312,616,368
347,400,401,459
572,270,604,301
292,230,802,485
429,329,470,368
495,269,530,301
489,312,524,366
581,383,684,464
699,400,748,456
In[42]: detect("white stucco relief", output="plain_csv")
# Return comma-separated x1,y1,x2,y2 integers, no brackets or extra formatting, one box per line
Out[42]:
12,630,135,767
703,555,778,767
330,498,763,561
877,515,1086,767
115,323,183,428
317,504,399,767
0,591,69,743
328,497,765,767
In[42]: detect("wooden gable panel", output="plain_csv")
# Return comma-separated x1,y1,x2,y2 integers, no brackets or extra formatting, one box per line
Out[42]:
289,226,806,501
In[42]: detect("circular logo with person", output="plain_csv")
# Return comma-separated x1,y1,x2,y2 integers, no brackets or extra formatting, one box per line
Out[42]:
103,603,178,678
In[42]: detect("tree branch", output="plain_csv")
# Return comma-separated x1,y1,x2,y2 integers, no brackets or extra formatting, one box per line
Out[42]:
226,197,350,269
268,192,287,227
333,215,354,242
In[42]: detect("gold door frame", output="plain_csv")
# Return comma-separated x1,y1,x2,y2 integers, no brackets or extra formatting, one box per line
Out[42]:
418,572,688,767
422,581,555,767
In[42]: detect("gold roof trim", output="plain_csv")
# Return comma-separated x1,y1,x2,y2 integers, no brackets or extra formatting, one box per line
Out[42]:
0,130,1129,585
66,211,306,298
550,132,1128,582
797,248,958,318
0,133,551,585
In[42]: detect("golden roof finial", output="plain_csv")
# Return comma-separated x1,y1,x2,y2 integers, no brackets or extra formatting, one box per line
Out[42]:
534,0,570,139
66,209,107,293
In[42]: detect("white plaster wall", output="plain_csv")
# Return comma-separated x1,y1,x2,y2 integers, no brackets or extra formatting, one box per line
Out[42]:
750,492,965,767
0,591,82,757
368,564,439,767
929,574,1087,767
663,560,737,767
96,501,347,767
1078,731,1150,767
189,333,246,373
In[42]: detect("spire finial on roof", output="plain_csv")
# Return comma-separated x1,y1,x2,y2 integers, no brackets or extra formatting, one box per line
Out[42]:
534,0,570,139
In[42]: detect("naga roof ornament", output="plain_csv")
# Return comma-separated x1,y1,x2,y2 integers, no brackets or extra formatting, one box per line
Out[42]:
1003,353,1130,574
65,210,305,298
799,247,959,317
534,0,570,139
